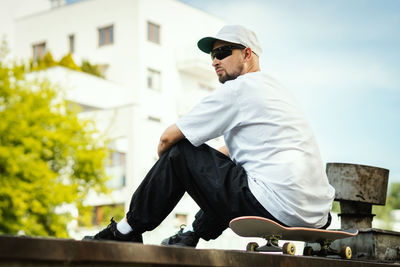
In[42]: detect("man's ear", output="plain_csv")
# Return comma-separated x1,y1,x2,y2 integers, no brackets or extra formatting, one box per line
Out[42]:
243,47,253,61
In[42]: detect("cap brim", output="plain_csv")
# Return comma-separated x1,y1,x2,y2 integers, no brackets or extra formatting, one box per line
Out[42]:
197,37,218,54
198,36,244,54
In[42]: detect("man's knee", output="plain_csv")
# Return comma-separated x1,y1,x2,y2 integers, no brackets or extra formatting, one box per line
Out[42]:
160,139,191,161
168,139,194,155
176,138,193,149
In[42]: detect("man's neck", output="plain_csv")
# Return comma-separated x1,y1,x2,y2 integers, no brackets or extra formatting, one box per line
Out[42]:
242,64,260,76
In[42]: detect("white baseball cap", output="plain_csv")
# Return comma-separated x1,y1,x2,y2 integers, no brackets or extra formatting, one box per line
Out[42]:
197,25,262,56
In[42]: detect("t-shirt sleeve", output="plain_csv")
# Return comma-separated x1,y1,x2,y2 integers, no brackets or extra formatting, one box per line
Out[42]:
176,82,241,146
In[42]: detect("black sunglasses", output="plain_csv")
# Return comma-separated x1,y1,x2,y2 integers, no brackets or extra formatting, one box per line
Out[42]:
210,45,246,61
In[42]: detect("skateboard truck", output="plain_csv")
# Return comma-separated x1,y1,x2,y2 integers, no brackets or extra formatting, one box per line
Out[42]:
303,240,352,259
246,236,351,259
246,235,296,255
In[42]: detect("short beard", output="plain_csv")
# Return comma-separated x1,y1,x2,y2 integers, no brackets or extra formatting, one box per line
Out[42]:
218,66,243,84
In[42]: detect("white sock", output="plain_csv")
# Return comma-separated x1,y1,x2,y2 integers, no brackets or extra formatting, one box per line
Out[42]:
117,217,133,234
182,224,194,233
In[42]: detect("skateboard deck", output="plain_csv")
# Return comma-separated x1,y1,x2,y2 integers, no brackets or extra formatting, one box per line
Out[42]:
229,216,358,259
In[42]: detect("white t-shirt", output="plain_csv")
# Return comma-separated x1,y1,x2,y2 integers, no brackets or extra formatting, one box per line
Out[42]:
176,71,335,228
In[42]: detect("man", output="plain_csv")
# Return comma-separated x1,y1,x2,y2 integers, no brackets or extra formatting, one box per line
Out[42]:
84,25,335,247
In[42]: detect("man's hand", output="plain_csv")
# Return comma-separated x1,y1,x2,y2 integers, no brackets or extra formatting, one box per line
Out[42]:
218,145,230,158
157,124,185,157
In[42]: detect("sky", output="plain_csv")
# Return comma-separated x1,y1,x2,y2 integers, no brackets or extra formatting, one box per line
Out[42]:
0,0,398,184
180,0,400,184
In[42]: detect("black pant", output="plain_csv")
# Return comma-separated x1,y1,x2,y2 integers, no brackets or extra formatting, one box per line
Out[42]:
126,139,284,240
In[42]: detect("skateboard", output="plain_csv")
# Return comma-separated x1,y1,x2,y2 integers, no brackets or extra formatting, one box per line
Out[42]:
229,216,358,259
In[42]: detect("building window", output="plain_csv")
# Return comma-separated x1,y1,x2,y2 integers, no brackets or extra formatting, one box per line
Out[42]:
98,25,114,47
147,22,160,44
68,34,75,53
147,68,161,91
106,150,126,189
32,42,46,63
92,204,125,226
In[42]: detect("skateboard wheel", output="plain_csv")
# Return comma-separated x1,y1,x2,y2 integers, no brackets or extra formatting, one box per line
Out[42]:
303,246,313,256
246,242,259,252
282,242,296,255
340,246,352,259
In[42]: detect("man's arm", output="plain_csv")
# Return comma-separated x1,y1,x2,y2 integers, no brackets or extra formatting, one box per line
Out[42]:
157,124,185,157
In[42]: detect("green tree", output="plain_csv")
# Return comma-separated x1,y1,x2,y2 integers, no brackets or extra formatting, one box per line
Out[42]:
373,182,400,229
31,51,58,71
81,60,105,78
59,53,80,71
0,38,9,60
387,183,400,209
41,51,58,68
0,47,109,237
27,48,104,79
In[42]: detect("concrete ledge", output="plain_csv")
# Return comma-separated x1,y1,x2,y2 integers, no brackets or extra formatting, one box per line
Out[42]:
0,235,392,266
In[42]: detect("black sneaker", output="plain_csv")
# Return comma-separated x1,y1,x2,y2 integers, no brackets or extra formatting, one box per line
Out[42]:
83,217,143,243
161,226,199,247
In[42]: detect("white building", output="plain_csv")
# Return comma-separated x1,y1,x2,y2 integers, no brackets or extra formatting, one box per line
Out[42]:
0,0,51,59
5,0,258,249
